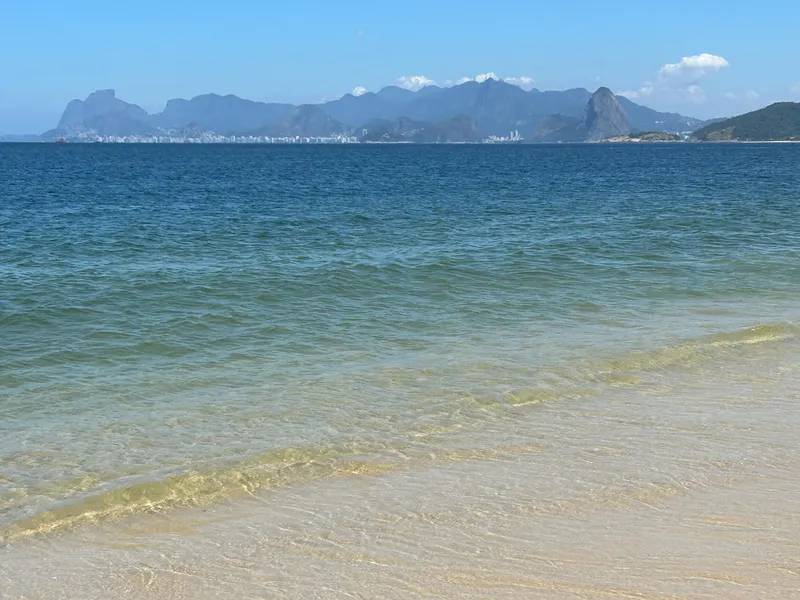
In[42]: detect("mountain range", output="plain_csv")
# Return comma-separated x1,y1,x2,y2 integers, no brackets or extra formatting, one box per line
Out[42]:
41,79,711,142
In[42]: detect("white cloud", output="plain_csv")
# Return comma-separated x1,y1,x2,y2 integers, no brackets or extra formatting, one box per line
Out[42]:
659,53,729,80
453,72,500,86
791,82,800,95
619,53,729,105
474,72,498,83
396,75,436,91
403,72,530,90
352,86,367,97
504,76,535,90
724,90,759,100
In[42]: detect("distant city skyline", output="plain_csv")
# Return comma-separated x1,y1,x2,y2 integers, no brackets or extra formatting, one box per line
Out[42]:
2,0,800,134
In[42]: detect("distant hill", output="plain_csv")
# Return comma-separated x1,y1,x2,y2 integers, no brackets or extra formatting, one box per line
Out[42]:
59,89,149,129
322,86,427,126
328,81,703,136
361,115,480,143
249,105,347,138
41,82,710,142
616,96,705,133
691,102,800,141
42,89,154,139
331,80,591,137
530,88,631,142
603,132,682,143
42,90,295,139
400,79,553,136
529,114,584,142
153,94,294,134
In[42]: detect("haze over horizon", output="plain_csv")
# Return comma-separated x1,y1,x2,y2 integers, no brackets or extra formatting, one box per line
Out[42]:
3,0,800,134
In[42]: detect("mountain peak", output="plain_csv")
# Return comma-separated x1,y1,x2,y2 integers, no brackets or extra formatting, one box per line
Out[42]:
53,88,148,135
88,89,116,99
478,78,520,92
154,94,294,133
375,86,414,103
377,85,410,95
584,87,630,141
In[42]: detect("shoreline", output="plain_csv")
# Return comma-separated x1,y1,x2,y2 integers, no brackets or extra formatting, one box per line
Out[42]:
3,139,800,145
3,333,799,599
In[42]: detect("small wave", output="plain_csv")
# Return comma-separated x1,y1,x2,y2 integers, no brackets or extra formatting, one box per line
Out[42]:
0,445,378,543
2,322,795,543
591,323,797,374
0,443,545,544
496,323,798,409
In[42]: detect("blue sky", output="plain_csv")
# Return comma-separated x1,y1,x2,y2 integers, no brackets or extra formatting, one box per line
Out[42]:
2,0,800,133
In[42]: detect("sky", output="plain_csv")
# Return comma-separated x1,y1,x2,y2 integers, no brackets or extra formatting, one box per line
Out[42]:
2,0,800,134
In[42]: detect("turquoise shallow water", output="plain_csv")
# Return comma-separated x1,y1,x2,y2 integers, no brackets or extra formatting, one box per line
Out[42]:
1,143,799,540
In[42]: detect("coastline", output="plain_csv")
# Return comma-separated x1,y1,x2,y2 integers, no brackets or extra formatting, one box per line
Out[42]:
4,138,799,144
2,331,799,599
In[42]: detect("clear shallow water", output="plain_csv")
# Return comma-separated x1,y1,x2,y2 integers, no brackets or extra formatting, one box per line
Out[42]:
1,143,800,597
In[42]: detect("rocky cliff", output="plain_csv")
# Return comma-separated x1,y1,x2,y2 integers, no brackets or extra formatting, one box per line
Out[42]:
584,87,631,141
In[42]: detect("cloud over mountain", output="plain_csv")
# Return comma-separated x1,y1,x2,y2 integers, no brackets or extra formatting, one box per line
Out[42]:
503,76,535,90
397,76,436,91
474,72,498,83
448,73,534,90
455,72,499,85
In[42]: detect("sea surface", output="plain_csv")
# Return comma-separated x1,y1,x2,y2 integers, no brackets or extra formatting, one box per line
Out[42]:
1,143,799,599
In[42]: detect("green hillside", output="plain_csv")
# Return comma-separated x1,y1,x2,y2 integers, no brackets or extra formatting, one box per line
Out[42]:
692,102,800,141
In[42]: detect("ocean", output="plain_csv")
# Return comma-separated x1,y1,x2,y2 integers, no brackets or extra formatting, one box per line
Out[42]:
1,143,799,599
